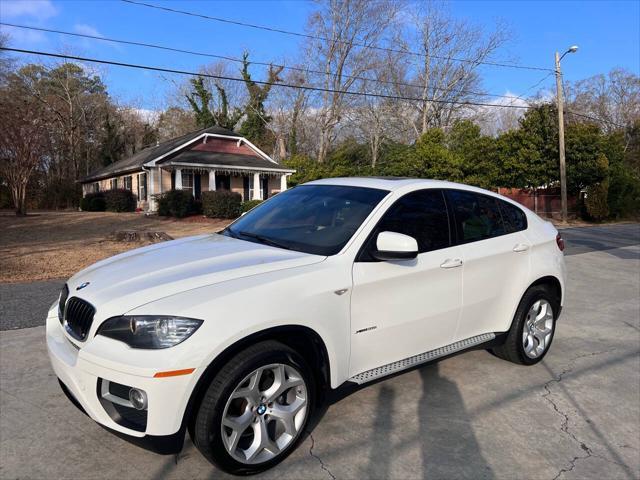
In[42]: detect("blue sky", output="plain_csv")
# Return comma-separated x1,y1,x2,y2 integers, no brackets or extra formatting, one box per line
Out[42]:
1,0,638,111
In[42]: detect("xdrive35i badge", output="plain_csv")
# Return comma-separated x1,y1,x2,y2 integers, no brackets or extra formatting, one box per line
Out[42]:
76,282,90,291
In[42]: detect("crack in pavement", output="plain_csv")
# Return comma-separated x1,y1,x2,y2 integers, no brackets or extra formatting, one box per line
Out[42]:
308,432,336,480
541,350,617,480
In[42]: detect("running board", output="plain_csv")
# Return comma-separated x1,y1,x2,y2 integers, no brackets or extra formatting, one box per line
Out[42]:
348,333,496,384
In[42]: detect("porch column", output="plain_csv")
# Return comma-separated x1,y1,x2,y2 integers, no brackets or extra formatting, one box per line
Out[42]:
252,172,262,200
149,167,157,211
280,174,288,192
209,170,216,191
175,168,182,190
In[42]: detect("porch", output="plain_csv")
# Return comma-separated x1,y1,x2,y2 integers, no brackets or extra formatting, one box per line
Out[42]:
149,166,290,210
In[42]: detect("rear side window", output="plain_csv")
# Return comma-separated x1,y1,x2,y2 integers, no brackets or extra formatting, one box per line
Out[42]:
499,199,528,233
446,190,506,243
364,189,451,257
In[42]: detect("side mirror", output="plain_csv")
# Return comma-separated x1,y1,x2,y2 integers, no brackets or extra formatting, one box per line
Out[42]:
372,231,418,261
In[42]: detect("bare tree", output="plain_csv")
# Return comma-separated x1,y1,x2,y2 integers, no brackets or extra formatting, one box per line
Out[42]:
306,0,398,162
156,106,197,140
391,2,509,138
0,74,48,215
269,69,310,160
565,68,640,134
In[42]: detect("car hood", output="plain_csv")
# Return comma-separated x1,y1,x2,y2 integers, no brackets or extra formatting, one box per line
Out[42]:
66,233,325,317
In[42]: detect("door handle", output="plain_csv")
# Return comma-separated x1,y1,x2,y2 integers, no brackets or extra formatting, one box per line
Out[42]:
513,243,530,253
440,258,463,269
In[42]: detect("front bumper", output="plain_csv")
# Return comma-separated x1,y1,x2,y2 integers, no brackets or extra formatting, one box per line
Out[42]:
46,312,197,438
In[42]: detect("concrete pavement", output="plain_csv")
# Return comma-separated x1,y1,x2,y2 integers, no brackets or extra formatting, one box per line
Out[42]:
1,224,639,479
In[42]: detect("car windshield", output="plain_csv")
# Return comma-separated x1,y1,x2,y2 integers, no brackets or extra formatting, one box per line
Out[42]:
222,185,389,256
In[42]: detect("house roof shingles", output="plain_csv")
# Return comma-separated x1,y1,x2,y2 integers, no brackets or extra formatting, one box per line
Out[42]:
79,126,286,183
160,150,292,171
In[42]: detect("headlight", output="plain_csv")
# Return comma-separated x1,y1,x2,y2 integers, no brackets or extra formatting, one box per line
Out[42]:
96,316,203,349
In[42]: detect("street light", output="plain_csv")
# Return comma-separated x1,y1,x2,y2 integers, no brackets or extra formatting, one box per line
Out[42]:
555,45,578,223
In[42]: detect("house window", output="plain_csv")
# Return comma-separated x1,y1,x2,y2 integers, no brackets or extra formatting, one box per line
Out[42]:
123,176,132,191
181,170,193,190
138,173,147,201
110,178,118,190
93,182,99,193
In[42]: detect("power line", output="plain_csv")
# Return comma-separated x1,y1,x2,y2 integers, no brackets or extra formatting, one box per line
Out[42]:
1,47,625,128
121,0,553,73
1,47,537,110
504,71,555,107
0,22,530,101
565,110,626,129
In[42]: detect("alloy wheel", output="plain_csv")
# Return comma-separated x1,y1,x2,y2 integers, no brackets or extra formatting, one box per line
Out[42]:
220,363,308,464
522,299,554,359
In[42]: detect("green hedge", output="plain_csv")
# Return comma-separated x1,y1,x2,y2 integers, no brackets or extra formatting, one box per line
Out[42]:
104,189,136,212
80,192,106,211
241,199,263,213
155,190,195,218
584,181,610,221
202,190,242,219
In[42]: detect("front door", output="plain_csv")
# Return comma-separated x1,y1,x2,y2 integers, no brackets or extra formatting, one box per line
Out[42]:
350,189,463,376
194,173,201,200
215,174,231,191
243,176,250,201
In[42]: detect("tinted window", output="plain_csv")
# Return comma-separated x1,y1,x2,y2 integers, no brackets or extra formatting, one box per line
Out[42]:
224,185,388,256
372,189,450,254
499,199,527,233
446,190,505,243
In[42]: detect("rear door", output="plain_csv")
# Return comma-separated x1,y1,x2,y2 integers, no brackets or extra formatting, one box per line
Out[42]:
349,189,464,376
445,190,531,341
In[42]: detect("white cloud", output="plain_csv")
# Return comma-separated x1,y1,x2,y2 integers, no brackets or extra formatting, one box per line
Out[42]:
0,0,57,20
1,24,47,44
131,108,161,124
73,24,104,38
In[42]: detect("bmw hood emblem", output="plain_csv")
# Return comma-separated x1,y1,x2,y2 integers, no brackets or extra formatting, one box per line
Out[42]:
76,282,90,291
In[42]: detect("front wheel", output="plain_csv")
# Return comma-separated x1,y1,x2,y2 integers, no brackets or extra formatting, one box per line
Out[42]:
491,286,558,365
193,341,313,475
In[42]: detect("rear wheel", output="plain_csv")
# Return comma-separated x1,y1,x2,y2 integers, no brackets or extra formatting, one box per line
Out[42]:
193,341,313,475
491,286,558,365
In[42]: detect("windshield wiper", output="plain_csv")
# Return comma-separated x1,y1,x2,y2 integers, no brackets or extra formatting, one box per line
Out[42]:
222,226,239,238
236,230,292,251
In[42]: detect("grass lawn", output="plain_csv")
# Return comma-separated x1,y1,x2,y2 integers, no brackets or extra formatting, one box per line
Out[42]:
0,212,230,283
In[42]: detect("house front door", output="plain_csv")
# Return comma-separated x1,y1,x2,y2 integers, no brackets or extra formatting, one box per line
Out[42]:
243,176,250,201
215,175,231,191
194,173,201,200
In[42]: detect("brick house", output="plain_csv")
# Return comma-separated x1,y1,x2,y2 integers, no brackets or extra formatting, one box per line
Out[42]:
79,126,295,212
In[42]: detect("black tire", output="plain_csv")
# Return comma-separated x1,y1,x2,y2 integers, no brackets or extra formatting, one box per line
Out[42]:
491,285,559,365
193,340,314,475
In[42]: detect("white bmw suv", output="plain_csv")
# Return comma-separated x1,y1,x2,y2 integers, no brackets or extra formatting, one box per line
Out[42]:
47,177,566,474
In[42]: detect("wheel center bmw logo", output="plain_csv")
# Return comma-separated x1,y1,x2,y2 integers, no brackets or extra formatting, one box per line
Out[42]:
76,282,90,291
256,404,267,415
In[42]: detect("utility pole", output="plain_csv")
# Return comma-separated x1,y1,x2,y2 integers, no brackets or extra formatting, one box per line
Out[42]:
554,46,578,223
555,52,568,223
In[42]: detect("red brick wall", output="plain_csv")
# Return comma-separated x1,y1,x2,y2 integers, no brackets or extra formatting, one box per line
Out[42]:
498,187,578,219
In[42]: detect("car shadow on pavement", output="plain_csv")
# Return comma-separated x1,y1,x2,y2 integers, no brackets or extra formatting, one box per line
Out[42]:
416,365,494,479
303,362,494,479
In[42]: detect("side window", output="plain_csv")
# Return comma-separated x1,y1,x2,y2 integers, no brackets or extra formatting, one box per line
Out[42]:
499,199,527,233
446,190,505,243
373,189,450,254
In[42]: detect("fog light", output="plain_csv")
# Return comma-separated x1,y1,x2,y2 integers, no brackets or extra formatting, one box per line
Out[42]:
129,388,148,410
